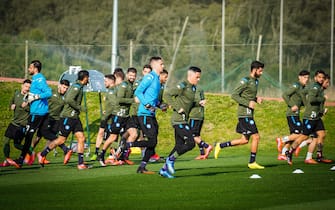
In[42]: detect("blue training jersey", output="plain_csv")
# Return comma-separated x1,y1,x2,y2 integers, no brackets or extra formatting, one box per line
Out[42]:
29,73,52,115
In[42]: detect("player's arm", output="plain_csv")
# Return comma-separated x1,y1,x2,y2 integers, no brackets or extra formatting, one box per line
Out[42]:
134,75,152,106
163,83,184,112
117,82,134,105
231,82,249,107
64,87,81,112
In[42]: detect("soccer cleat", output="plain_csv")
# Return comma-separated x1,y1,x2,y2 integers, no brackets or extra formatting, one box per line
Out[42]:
37,152,45,167
195,155,206,160
1,160,10,167
204,145,213,159
277,154,287,160
294,147,301,157
214,143,221,159
247,162,265,169
43,158,50,164
90,154,98,161
28,152,36,165
124,159,134,165
285,151,293,166
63,149,73,164
77,164,92,170
24,154,31,164
99,159,106,167
276,137,282,153
159,168,175,179
165,158,175,174
317,157,333,163
6,158,20,169
149,154,160,162
304,159,318,164
137,166,155,174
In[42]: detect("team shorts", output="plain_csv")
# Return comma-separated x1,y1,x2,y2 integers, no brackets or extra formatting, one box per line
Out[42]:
125,115,139,130
286,116,302,134
301,118,325,136
58,117,84,137
4,123,26,144
189,119,203,137
236,117,258,137
106,115,128,135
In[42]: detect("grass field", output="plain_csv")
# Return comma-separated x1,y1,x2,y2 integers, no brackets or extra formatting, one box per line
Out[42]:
1,81,335,209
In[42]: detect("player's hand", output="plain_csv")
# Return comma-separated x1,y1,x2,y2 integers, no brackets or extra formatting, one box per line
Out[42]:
199,100,206,106
25,92,40,103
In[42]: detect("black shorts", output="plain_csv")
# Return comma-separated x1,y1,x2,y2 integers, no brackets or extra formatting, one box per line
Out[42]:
236,117,258,137
302,118,325,136
37,117,60,138
125,116,139,130
137,116,159,140
58,117,84,137
189,119,203,137
106,115,128,135
287,116,302,134
99,119,107,129
28,114,57,141
5,123,26,144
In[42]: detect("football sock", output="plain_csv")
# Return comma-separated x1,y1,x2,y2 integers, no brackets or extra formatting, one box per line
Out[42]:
3,143,10,158
78,153,84,165
299,140,309,148
199,140,209,148
140,161,147,168
316,143,323,158
306,152,313,160
220,141,231,148
249,152,256,163
58,143,68,154
282,136,290,143
41,147,51,157
281,147,288,155
199,147,205,155
95,147,99,155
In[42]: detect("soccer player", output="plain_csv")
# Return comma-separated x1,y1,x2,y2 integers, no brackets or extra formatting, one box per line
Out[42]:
190,88,213,160
276,70,310,160
159,66,202,178
124,56,164,174
31,79,70,164
16,60,53,168
214,61,265,170
285,70,327,165
38,70,91,169
1,79,31,168
90,74,116,161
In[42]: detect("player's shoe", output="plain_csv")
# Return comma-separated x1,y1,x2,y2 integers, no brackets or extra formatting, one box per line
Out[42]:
304,159,318,164
149,154,160,162
195,155,206,160
137,166,155,174
28,152,36,165
159,168,175,179
214,143,221,159
24,154,31,164
285,151,293,166
165,158,175,174
247,162,265,169
1,159,10,167
294,147,301,157
99,159,106,167
204,145,213,159
77,164,93,170
6,158,20,169
276,137,282,153
317,157,333,163
124,159,134,165
63,149,73,164
43,158,50,164
37,152,45,167
277,154,287,160
90,154,98,161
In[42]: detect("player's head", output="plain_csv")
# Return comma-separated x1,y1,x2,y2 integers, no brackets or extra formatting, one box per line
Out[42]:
322,73,330,89
104,74,116,88
22,79,31,94
114,69,125,84
314,69,326,85
298,70,310,86
250,60,264,78
58,79,70,95
142,64,152,76
28,60,42,75
77,70,89,85
160,69,169,84
187,66,201,85
127,67,137,83
149,56,164,74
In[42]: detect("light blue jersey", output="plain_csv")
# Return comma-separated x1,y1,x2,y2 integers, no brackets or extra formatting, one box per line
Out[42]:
29,73,52,115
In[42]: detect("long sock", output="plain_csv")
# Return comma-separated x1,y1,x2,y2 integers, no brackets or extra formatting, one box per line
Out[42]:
140,161,147,169
41,147,51,157
299,140,309,148
282,136,290,143
281,146,289,155
317,143,323,159
198,144,205,155
306,152,313,160
199,140,209,148
58,143,68,154
249,152,256,163
95,147,99,155
220,141,231,148
78,153,84,165
4,144,10,158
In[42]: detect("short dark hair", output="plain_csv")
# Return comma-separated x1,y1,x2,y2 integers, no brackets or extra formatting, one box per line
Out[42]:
127,67,137,74
325,73,330,80
114,70,125,80
161,69,168,75
105,74,116,81
314,69,326,77
250,61,264,71
149,56,162,64
143,64,152,70
77,70,89,81
299,70,310,76
113,67,123,74
188,66,201,73
23,79,31,84
60,79,70,86
30,60,42,72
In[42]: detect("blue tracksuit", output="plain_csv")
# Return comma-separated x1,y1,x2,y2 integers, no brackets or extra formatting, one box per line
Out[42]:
30,73,52,115
135,70,160,117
